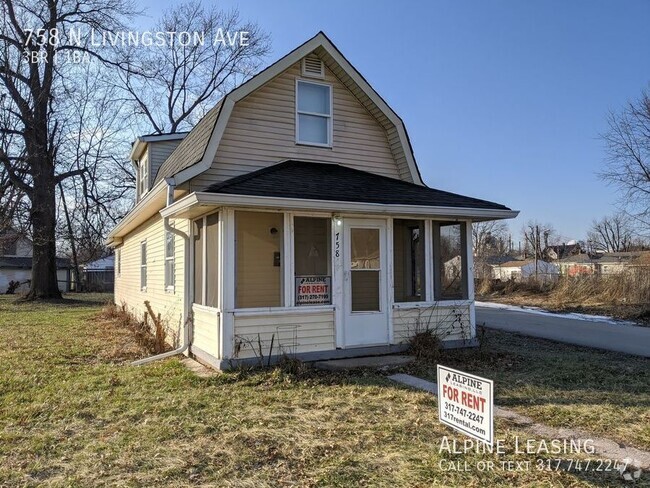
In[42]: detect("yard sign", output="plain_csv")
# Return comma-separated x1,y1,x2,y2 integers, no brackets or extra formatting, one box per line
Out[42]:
437,365,494,446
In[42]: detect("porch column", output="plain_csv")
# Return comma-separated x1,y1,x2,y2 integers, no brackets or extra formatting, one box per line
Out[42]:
464,220,476,338
220,208,236,359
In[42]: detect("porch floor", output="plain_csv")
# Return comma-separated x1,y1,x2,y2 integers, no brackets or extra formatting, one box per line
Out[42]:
312,354,414,371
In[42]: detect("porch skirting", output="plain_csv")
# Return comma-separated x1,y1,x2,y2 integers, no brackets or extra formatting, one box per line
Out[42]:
190,338,479,371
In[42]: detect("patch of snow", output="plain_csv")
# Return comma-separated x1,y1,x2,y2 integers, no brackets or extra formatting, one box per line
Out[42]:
475,301,638,326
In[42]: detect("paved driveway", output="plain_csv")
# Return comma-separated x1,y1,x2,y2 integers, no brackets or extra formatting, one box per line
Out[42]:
476,303,650,358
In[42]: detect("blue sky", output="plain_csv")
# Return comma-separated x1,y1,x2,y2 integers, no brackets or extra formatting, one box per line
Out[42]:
138,0,650,243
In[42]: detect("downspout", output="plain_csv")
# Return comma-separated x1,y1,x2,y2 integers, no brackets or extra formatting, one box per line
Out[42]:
132,178,192,366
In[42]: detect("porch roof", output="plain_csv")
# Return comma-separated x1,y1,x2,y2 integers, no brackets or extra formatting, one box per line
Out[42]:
162,161,518,222
205,161,511,210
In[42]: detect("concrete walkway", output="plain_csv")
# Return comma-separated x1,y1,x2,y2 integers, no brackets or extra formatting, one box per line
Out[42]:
313,355,414,371
388,374,650,470
476,303,650,357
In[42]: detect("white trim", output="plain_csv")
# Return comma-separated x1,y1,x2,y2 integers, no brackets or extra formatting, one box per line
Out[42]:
161,191,519,221
192,303,221,314
129,133,188,161
106,178,168,245
221,209,236,359
386,217,394,344
173,97,235,185
201,215,208,305
392,300,473,309
295,79,333,147
424,220,433,301
465,221,476,337
232,305,334,317
283,212,294,306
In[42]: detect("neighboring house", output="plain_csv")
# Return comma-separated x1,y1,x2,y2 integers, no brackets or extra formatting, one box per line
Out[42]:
82,256,115,292
106,32,518,369
544,242,583,261
474,254,520,280
0,230,72,293
491,259,559,283
559,251,650,276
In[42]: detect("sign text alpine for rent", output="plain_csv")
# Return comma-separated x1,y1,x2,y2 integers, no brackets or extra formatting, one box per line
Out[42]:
437,365,494,446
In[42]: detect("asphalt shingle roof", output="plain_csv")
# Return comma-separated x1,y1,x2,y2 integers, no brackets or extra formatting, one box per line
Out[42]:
153,102,223,184
205,161,511,210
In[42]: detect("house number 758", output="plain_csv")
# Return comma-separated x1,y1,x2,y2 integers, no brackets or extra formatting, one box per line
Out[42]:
335,232,340,258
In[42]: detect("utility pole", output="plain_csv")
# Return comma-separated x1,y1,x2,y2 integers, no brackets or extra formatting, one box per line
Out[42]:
534,225,539,281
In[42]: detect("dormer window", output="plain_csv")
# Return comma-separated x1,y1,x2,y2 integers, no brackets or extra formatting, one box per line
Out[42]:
138,153,149,200
296,80,332,147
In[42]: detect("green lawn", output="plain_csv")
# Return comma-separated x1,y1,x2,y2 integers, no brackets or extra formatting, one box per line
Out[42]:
0,295,645,486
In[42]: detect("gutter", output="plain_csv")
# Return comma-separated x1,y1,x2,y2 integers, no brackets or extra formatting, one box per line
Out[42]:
132,178,193,366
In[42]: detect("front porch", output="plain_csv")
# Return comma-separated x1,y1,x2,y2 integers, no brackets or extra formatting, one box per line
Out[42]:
162,161,516,369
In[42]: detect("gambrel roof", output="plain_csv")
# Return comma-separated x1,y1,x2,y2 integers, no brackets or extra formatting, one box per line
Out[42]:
154,31,423,186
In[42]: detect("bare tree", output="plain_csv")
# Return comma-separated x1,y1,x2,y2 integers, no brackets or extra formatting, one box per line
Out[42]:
472,220,509,260
0,0,135,299
587,213,634,252
522,221,556,260
117,1,271,134
600,87,650,231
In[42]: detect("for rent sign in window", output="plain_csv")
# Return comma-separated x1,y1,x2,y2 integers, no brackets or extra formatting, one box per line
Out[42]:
437,365,494,446
295,276,331,305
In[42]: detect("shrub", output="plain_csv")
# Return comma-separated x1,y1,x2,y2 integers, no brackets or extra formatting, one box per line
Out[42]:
408,329,442,364
5,280,21,295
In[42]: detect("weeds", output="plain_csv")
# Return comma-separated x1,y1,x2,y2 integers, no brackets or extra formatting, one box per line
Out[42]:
408,330,441,363
99,302,170,355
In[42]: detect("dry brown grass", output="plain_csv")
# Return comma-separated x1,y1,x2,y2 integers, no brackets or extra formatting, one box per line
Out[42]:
479,267,650,323
99,302,171,357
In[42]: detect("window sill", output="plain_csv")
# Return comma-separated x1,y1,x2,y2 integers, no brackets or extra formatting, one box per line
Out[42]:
232,305,335,317
165,286,175,294
295,141,332,149
393,300,472,309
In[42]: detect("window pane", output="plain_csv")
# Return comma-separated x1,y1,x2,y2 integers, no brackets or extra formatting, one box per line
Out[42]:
351,271,380,311
351,228,380,270
297,82,330,114
294,217,331,306
236,211,283,308
193,219,204,305
206,212,219,308
394,219,425,302
436,223,466,300
165,260,175,288
165,231,174,258
298,114,328,145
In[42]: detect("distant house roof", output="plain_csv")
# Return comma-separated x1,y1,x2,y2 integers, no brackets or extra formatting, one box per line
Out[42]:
83,256,114,271
0,256,72,269
204,161,512,211
494,260,534,268
559,251,650,265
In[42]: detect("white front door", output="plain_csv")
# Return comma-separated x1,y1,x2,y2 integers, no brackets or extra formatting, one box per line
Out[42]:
343,219,389,347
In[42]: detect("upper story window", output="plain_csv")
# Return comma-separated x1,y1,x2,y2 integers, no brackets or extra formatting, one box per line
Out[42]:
137,153,149,200
296,80,332,147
